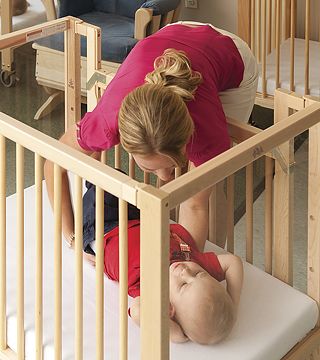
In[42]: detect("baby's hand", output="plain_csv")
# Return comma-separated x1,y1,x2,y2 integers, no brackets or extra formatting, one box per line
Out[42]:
83,252,96,267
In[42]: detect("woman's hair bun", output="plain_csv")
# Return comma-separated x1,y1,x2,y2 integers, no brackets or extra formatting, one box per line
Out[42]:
145,48,202,101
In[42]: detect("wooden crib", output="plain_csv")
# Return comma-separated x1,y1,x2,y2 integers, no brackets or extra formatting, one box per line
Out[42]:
1,18,320,360
238,0,320,108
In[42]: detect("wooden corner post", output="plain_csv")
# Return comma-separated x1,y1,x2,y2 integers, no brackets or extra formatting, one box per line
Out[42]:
306,97,320,323
237,0,251,45
64,17,81,130
138,185,170,360
273,89,295,285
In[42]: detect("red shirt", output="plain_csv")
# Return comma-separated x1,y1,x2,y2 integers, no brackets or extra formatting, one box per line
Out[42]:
77,24,244,166
103,220,224,298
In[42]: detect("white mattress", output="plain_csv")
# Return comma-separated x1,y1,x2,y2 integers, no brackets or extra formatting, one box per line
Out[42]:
257,38,320,97
5,182,318,359
0,0,53,32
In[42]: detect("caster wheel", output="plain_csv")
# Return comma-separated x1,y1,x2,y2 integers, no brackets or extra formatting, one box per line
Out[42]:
0,70,17,87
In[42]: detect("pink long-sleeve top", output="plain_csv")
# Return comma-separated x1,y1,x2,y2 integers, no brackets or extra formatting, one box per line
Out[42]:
77,24,244,166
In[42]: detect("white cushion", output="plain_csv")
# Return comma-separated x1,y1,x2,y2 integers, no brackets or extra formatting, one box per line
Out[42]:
5,183,318,359
257,38,320,97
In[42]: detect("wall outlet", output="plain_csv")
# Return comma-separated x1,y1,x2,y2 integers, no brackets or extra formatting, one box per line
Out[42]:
184,0,198,9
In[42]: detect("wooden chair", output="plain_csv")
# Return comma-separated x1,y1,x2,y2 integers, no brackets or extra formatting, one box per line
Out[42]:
32,0,182,119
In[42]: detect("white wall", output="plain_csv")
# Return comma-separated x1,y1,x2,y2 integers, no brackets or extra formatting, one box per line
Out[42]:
179,0,237,34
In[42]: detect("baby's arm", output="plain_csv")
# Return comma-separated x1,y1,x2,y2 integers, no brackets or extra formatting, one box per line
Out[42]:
130,297,189,343
217,254,244,309
129,297,141,326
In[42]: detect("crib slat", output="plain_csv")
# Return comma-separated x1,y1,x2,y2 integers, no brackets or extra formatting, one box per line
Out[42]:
144,172,150,184
246,164,253,264
129,154,135,178
250,0,256,54
272,0,276,50
75,175,83,360
174,167,182,221
54,163,62,359
208,181,228,249
115,144,121,170
15,145,24,349
261,0,267,96
95,186,104,360
284,0,291,40
119,200,128,360
275,0,281,88
101,150,107,165
238,0,251,45
257,0,261,63
267,0,272,53
0,135,6,350
16,144,25,359
305,0,310,95
208,185,217,244
35,154,43,360
290,0,296,91
264,156,273,274
227,174,234,253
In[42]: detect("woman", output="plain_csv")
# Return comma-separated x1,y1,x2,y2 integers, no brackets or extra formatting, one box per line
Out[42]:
44,21,258,251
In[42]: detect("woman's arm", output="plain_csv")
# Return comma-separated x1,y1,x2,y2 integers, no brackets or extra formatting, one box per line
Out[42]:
217,253,243,309
44,123,94,240
178,162,212,252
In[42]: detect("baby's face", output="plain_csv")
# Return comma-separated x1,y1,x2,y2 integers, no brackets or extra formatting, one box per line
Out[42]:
169,261,220,313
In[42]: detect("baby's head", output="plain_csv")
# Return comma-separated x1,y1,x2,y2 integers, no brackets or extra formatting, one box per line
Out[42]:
169,261,235,344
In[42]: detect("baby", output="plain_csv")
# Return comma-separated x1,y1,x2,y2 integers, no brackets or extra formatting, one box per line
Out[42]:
78,181,243,344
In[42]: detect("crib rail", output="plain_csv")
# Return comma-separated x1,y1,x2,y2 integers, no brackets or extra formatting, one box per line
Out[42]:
238,0,320,108
2,18,320,360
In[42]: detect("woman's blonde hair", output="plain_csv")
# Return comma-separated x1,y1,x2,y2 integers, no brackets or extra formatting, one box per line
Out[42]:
118,49,202,167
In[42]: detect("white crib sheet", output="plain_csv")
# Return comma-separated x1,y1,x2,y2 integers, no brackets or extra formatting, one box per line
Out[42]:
257,38,320,97
0,0,53,32
5,183,318,360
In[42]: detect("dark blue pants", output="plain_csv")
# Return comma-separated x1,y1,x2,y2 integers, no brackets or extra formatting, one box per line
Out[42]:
82,172,140,254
